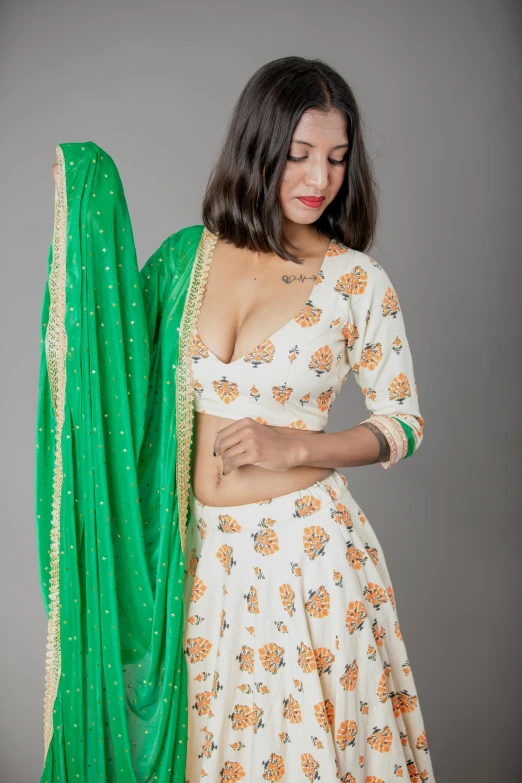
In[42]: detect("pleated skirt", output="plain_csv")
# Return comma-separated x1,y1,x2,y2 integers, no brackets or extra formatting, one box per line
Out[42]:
182,469,436,782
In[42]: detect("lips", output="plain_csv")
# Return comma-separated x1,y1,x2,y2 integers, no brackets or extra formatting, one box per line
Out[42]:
297,196,324,208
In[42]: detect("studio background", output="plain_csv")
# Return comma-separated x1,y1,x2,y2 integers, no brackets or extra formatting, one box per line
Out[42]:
1,1,520,780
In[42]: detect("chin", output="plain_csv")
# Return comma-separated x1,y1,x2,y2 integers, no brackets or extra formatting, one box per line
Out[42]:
283,210,323,225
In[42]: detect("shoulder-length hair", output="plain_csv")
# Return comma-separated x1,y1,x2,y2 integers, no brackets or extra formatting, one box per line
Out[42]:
201,56,379,265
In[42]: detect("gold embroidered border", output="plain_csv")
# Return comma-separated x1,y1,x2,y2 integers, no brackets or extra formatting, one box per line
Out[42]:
176,226,218,554
42,144,68,760
360,414,409,469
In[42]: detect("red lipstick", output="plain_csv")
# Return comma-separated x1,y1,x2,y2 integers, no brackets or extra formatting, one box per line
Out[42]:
297,196,324,208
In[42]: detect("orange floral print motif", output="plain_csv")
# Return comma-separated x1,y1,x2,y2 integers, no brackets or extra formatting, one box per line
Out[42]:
216,543,236,574
229,704,256,730
367,725,394,753
212,377,240,405
191,332,210,363
346,600,368,633
342,319,359,349
272,382,293,405
258,642,286,674
407,758,421,782
317,387,334,412
392,690,418,716
219,610,229,637
201,726,217,759
295,300,322,328
389,372,412,405
393,335,403,354
261,752,285,781
339,659,359,691
302,525,330,559
289,344,300,362
360,341,383,372
294,494,322,518
185,636,212,664
381,285,401,318
244,585,260,614
279,584,296,616
365,544,379,566
328,238,350,257
251,527,280,556
220,760,246,781
346,541,368,569
416,730,429,753
335,264,369,300
304,585,331,618
236,645,255,673
297,642,318,673
301,753,320,780
372,619,386,647
331,500,352,529
244,339,276,367
251,703,266,733
363,582,388,610
194,689,215,717
286,419,309,429
308,344,334,377
377,673,391,703
313,646,335,675
283,694,302,724
336,719,358,749
217,514,243,533
314,698,335,732
190,575,208,602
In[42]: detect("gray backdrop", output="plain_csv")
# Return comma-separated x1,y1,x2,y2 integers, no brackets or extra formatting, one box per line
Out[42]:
1,0,520,780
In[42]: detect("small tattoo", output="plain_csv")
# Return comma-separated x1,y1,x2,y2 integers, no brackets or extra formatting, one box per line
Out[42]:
282,273,317,285
359,422,391,464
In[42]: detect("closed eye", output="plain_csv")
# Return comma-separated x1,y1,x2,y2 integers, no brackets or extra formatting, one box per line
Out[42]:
287,155,346,166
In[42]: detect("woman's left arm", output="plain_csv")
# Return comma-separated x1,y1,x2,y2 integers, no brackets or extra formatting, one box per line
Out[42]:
292,253,425,470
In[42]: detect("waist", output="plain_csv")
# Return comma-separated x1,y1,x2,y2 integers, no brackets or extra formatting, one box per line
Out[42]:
191,411,331,507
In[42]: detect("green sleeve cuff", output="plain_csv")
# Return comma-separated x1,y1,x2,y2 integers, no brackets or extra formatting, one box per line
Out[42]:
392,417,416,459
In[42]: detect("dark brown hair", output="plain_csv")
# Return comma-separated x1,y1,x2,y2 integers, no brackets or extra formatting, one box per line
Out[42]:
201,56,379,264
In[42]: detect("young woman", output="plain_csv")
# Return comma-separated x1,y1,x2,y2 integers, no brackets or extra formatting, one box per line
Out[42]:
38,57,435,782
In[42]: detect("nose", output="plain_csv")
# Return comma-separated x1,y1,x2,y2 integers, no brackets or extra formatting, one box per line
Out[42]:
303,157,329,190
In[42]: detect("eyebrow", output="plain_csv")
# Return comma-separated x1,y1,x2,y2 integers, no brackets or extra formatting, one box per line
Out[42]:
291,139,349,150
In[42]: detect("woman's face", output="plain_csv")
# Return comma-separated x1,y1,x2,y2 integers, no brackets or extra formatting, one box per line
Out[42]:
279,107,349,226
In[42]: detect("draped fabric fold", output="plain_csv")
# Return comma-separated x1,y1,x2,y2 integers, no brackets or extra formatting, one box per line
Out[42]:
35,141,204,782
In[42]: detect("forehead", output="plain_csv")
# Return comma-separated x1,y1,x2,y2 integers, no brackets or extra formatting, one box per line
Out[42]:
291,108,348,144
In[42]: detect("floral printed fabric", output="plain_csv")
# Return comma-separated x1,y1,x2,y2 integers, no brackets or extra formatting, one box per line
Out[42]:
182,469,436,782
191,237,424,469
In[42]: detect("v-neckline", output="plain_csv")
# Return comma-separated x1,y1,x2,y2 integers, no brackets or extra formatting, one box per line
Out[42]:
194,229,335,368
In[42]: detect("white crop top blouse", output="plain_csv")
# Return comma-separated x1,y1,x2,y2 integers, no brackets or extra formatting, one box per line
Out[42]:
190,230,424,468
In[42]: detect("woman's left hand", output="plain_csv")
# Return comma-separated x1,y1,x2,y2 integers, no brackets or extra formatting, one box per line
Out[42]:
213,417,306,475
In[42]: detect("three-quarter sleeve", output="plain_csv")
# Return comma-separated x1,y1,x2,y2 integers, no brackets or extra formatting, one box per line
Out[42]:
344,253,425,469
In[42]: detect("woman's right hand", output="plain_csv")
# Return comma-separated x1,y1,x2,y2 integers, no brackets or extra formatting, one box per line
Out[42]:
51,158,61,188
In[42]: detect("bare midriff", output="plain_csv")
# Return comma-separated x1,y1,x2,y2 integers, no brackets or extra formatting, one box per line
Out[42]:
191,411,333,507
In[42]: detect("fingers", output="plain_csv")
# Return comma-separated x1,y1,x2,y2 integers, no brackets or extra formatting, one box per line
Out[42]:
213,417,256,457
221,442,252,476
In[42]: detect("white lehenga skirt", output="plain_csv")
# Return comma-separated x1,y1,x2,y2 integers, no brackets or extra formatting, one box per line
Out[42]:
182,469,436,783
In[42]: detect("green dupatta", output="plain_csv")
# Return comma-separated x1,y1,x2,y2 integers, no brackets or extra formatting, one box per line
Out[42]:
35,141,215,782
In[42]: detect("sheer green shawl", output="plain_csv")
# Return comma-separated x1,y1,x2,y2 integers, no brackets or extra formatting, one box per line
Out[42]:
35,141,207,781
